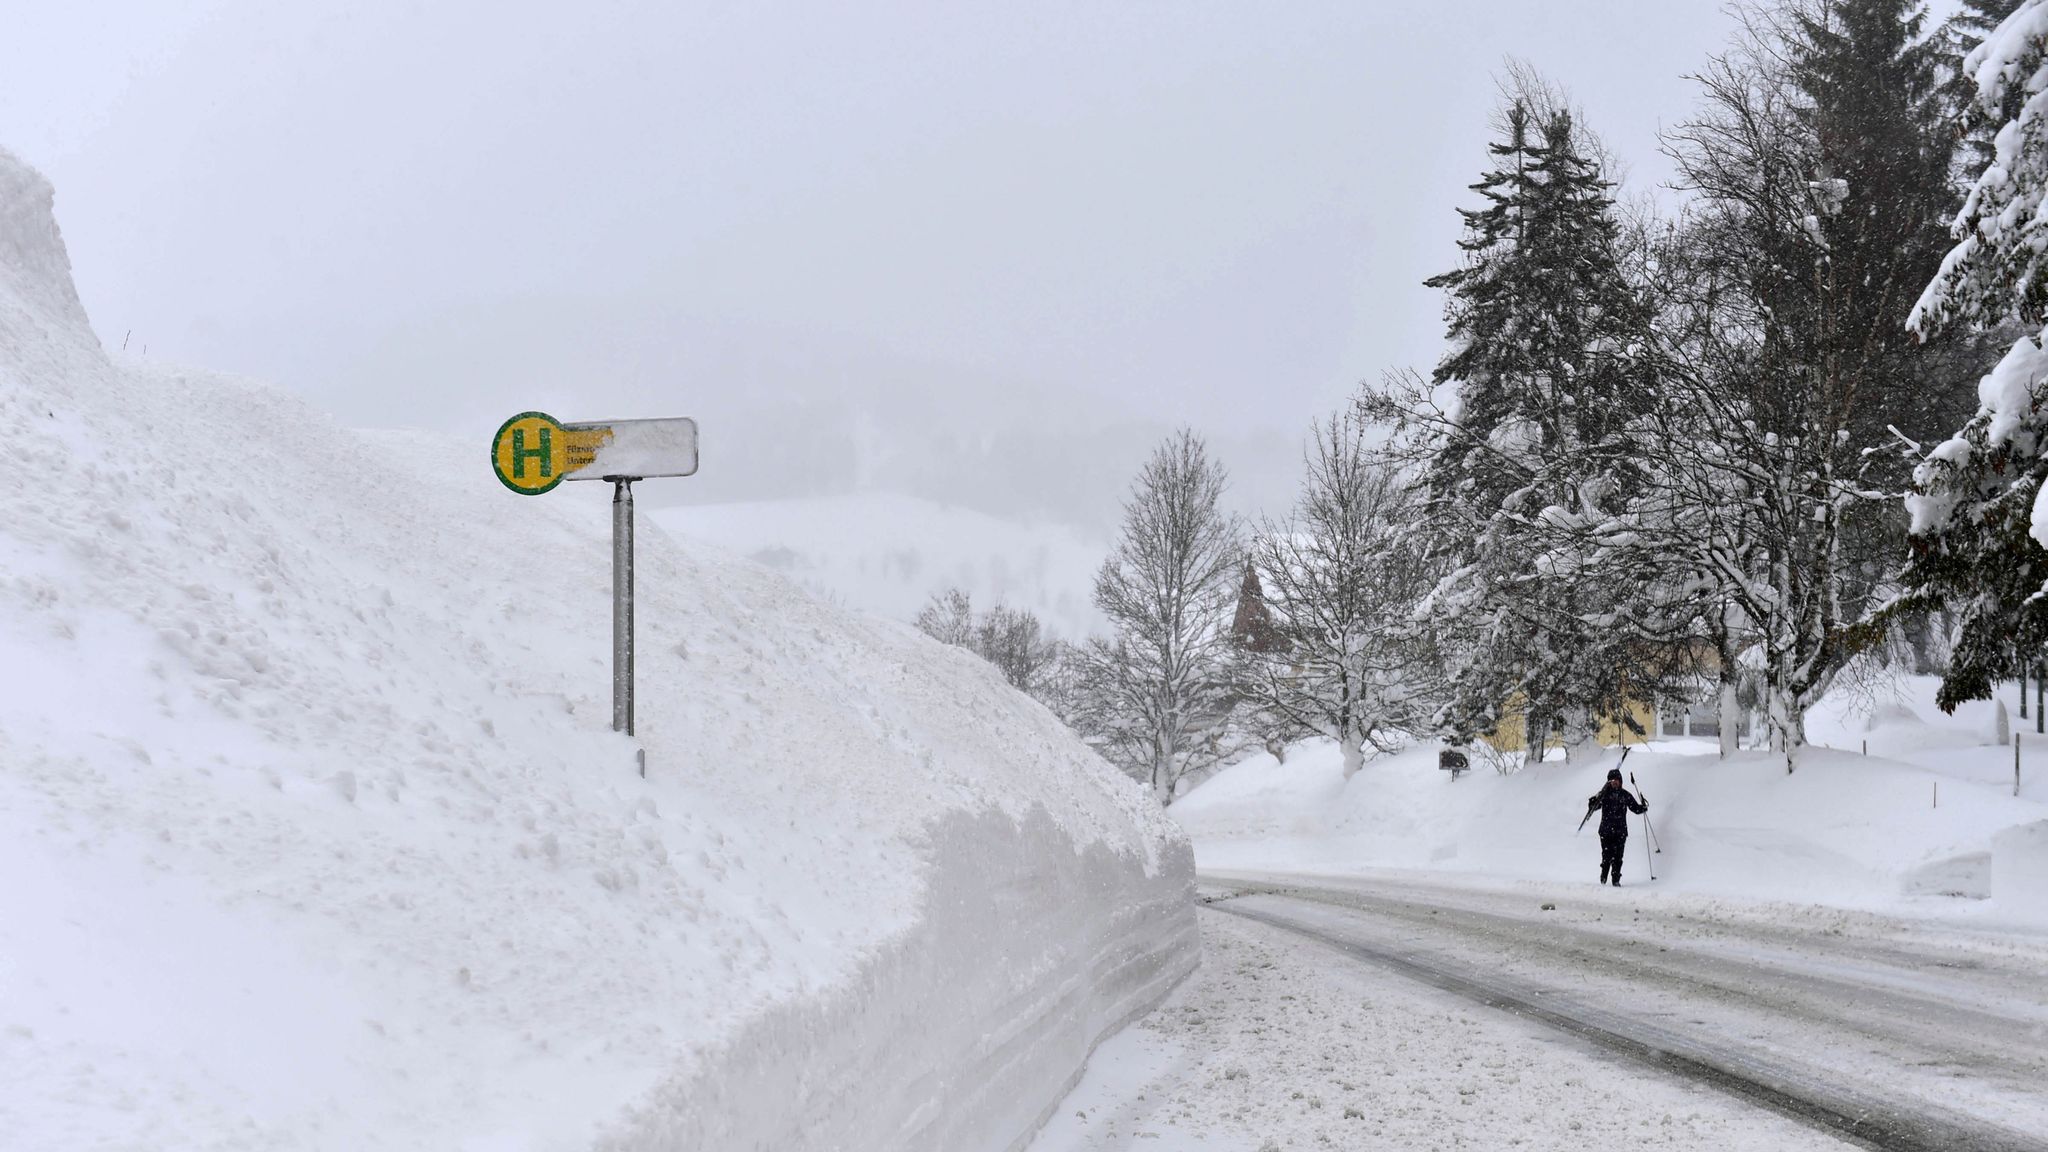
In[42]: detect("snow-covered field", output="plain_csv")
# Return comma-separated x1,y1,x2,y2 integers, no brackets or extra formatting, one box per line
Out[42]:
0,148,1195,1149
650,492,1107,639
1172,674,2048,926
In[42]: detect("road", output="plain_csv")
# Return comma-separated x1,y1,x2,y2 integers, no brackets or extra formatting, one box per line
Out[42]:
1030,870,2048,1152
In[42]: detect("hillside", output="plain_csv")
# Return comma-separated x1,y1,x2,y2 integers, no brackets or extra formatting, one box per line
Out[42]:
650,492,1107,639
0,148,1196,1149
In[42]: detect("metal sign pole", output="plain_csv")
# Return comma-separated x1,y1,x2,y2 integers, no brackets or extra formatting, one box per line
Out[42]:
612,478,636,737
492,410,692,775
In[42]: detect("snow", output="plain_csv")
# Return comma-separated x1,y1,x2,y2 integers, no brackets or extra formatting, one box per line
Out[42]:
1977,333,2048,451
0,146,1195,1149
1172,673,2048,926
1028,909,1846,1151
1994,820,2048,924
649,491,1107,639
577,417,699,480
1970,0,2048,114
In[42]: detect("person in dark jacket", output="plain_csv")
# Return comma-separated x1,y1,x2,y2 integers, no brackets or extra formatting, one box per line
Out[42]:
1587,767,1647,886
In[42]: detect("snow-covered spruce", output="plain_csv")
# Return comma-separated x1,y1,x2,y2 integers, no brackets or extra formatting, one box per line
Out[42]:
1363,88,1654,763
1905,0,2048,712
0,146,1195,1151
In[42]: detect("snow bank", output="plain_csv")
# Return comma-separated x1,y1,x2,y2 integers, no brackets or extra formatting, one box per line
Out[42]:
1175,730,2048,924
1992,821,2048,926
0,146,1195,1149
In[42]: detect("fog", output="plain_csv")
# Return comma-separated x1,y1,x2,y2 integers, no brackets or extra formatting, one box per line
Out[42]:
9,0,1739,530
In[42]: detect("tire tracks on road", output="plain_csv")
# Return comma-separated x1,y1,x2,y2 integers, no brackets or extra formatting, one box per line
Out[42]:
1205,887,2048,1152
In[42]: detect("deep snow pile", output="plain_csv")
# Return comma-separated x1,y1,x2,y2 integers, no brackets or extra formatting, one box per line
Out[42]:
1175,680,2048,925
0,149,1195,1150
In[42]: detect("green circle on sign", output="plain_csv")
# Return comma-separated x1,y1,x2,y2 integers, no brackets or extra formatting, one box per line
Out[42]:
491,410,570,495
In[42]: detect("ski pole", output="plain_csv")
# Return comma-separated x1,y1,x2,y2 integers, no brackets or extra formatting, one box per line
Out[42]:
1631,772,1661,854
1632,779,1657,879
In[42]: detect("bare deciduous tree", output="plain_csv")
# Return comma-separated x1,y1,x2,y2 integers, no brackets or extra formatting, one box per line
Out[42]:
1248,412,1441,778
1075,430,1245,805
915,587,1068,707
914,587,976,649
976,603,1062,698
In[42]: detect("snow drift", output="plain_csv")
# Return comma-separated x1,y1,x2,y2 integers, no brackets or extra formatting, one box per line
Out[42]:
0,148,1195,1149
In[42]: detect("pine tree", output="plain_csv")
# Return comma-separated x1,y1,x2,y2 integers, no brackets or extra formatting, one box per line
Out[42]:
1424,100,1542,521
1402,97,1649,762
1941,0,2029,176
1954,0,2029,39
1789,0,1968,499
1903,0,2048,710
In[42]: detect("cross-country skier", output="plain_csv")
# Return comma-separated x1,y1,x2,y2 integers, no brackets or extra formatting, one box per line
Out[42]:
1586,768,1647,886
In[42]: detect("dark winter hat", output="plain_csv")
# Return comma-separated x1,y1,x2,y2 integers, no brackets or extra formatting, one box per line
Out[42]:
1606,768,1623,782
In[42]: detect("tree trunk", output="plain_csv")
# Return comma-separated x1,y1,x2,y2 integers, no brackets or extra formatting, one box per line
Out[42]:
1151,764,1175,806
1717,600,1743,759
1767,685,1807,773
1151,736,1176,806
1718,677,1741,760
1561,706,1598,762
1523,708,1549,769
1340,732,1365,779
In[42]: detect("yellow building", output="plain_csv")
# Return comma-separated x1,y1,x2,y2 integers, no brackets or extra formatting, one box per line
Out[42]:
1479,693,1657,753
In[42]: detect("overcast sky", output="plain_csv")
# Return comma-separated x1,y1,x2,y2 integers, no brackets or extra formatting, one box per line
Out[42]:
8,0,1752,528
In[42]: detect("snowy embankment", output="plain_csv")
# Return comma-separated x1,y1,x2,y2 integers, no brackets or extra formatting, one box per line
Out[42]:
1174,678,2048,926
0,149,1195,1149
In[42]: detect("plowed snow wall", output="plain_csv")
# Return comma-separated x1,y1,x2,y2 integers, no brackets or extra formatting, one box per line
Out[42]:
609,808,1196,1150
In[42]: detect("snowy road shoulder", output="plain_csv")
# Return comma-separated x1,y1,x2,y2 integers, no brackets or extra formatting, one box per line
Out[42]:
1027,907,1849,1152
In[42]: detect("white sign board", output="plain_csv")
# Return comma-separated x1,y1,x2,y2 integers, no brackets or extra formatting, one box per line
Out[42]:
569,416,700,481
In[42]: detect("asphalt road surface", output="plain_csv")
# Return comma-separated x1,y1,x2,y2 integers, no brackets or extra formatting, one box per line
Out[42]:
1197,871,2048,1152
